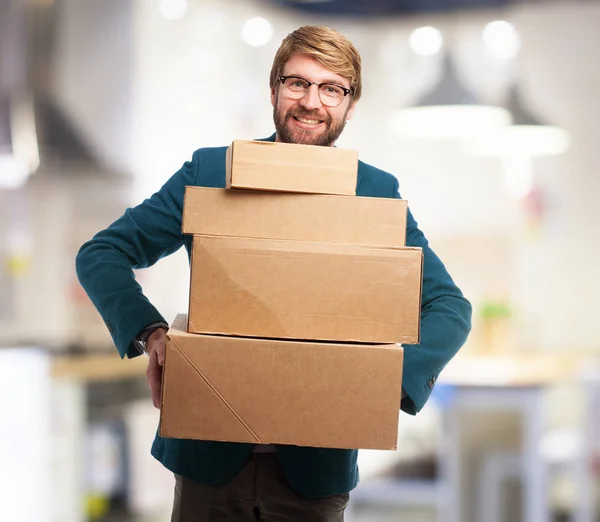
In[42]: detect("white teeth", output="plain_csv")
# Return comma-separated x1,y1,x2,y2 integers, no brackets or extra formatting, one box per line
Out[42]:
297,117,321,125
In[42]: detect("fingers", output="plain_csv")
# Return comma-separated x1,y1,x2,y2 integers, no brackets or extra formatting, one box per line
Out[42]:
145,328,167,408
157,343,165,367
152,381,161,409
147,328,167,367
146,349,163,409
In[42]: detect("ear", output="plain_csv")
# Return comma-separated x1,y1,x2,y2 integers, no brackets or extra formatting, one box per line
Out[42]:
271,86,277,108
345,101,357,122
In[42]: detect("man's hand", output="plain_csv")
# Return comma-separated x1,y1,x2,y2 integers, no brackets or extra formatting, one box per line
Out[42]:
145,327,167,408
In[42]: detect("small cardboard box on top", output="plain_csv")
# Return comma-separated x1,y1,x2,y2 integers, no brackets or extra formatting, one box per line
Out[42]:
182,187,423,344
225,140,359,195
159,314,404,450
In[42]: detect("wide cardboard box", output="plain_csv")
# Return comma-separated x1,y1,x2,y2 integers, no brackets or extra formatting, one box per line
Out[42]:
183,186,408,247
226,140,359,195
188,235,423,344
160,314,403,450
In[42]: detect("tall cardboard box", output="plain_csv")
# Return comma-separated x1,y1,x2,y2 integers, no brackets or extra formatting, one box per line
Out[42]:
183,187,408,247
188,235,423,344
226,140,359,195
160,315,404,450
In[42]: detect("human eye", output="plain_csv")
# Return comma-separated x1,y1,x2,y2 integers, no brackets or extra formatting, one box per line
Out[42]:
322,84,344,96
286,77,308,89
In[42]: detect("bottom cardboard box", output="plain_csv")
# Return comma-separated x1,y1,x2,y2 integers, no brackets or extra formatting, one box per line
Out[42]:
160,314,404,450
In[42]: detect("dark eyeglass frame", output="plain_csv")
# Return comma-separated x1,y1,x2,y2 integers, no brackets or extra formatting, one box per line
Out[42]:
278,75,353,103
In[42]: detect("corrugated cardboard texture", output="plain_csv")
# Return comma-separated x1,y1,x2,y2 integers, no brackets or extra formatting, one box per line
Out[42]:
160,315,403,450
182,187,407,247
226,140,358,195
188,235,423,344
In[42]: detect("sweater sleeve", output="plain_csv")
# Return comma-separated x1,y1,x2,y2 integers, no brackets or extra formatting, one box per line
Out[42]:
392,177,472,414
75,151,199,359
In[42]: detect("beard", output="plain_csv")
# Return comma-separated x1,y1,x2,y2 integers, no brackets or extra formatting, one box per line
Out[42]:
273,96,349,147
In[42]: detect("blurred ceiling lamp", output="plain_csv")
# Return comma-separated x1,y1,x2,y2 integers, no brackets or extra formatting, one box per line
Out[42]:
482,20,521,62
242,17,273,48
0,93,39,190
466,84,570,158
390,53,511,140
466,85,570,198
409,26,443,57
159,0,187,21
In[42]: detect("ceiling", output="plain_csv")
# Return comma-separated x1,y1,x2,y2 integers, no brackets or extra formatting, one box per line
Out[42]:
266,0,519,17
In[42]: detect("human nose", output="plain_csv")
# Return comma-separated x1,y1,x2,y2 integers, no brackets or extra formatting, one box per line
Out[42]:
299,83,323,110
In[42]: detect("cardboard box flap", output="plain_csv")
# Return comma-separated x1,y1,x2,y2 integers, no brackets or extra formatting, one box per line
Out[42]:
168,314,405,348
182,186,408,247
163,333,261,442
230,139,358,170
191,234,420,256
171,313,188,333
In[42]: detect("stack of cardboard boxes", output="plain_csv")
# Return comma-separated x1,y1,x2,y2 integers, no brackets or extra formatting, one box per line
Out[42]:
159,140,423,451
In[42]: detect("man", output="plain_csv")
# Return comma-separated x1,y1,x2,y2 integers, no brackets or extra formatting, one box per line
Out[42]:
77,25,471,522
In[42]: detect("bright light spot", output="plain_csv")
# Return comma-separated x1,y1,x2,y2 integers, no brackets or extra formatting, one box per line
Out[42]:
466,125,570,157
0,155,29,189
409,27,443,56
159,0,187,21
483,20,521,61
391,106,511,140
242,17,273,48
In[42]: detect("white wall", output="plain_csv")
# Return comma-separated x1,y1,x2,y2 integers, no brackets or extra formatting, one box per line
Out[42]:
0,169,132,349
126,0,600,352
502,2,600,350
52,0,135,175
1,0,599,353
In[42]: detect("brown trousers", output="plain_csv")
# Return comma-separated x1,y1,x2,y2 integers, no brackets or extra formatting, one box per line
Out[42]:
171,454,350,522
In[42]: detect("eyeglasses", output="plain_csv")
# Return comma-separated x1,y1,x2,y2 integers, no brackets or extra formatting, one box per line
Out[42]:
278,76,352,107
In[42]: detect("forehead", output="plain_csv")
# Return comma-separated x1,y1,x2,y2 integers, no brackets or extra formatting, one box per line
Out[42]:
282,53,350,86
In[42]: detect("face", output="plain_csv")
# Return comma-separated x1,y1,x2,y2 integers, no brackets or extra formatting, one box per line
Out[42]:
271,53,357,147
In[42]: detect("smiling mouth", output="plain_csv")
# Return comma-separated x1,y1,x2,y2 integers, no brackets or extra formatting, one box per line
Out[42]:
293,116,324,125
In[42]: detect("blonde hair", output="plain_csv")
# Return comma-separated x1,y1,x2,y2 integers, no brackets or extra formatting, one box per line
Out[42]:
269,26,362,102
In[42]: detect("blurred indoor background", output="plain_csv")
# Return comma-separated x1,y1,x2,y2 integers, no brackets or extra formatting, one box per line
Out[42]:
1,0,599,521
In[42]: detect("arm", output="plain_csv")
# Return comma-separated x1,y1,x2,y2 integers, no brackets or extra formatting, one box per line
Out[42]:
393,178,472,414
75,152,199,359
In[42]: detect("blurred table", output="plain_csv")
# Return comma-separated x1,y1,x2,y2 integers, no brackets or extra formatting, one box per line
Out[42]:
440,354,586,522
51,352,147,382
439,353,582,387
348,353,588,522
